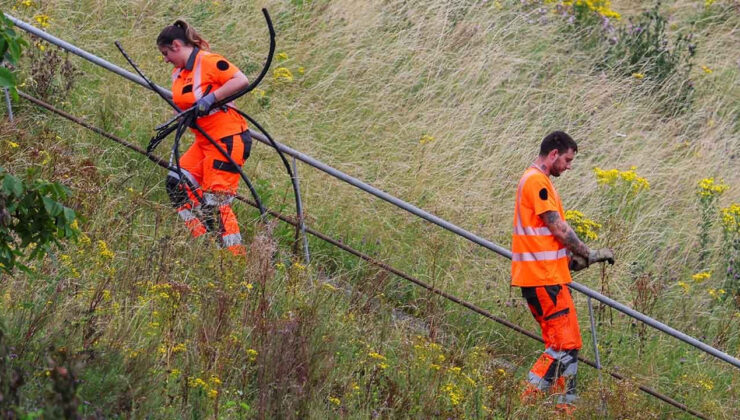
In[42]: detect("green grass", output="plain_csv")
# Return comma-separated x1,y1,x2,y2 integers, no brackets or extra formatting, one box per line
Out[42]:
1,0,739,418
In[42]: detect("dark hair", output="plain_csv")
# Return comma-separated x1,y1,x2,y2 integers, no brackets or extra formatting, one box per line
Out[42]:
156,20,210,51
539,131,577,156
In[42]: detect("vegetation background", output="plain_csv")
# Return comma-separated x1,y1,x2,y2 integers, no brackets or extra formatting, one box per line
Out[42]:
0,0,738,418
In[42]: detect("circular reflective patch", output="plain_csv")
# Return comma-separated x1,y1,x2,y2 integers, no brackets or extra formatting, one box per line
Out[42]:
216,60,230,71
539,188,548,200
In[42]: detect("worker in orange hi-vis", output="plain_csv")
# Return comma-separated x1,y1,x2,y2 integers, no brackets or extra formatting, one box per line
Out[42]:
156,20,253,256
511,131,614,414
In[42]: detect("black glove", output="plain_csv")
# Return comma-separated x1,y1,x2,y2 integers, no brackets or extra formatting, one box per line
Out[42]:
569,254,589,272
588,248,615,265
194,92,216,116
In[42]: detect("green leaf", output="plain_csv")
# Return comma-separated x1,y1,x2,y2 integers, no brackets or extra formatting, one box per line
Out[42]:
2,174,23,196
63,207,76,223
0,67,15,89
42,196,63,216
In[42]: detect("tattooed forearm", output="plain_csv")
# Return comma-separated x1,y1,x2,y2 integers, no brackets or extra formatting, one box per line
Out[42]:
562,227,590,258
540,211,590,257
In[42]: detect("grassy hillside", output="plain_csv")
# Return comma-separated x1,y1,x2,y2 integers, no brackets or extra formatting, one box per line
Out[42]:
1,0,739,417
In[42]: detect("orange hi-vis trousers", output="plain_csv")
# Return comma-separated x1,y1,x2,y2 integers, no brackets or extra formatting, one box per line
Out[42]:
521,284,581,405
165,131,252,256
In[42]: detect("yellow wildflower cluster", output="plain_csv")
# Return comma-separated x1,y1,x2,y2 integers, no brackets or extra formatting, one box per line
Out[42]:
273,67,294,83
96,240,114,259
187,375,221,399
565,210,601,241
720,203,740,234
441,382,464,406
708,288,726,299
697,177,728,199
544,0,621,20
367,351,389,369
276,52,288,61
691,271,711,283
19,0,35,7
327,396,341,406
246,348,258,362
412,337,445,369
5,140,19,148
34,14,50,28
632,73,645,79
594,166,650,193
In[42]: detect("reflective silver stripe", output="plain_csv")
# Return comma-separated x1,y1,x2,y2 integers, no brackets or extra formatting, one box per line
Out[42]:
171,68,181,83
511,248,568,262
193,51,206,101
513,167,555,236
168,168,200,189
192,51,221,116
222,233,242,248
203,192,234,206
557,393,578,404
177,209,196,222
514,225,552,236
527,372,550,390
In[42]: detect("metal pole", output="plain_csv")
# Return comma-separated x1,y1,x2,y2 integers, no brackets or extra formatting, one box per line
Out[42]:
8,13,740,372
588,296,607,416
292,157,310,264
587,297,602,370
3,88,13,121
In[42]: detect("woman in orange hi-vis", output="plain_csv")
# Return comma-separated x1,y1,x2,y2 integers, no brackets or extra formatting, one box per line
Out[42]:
511,131,614,414
156,20,252,256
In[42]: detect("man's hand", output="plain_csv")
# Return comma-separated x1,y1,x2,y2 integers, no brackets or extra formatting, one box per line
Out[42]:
588,248,614,265
569,254,589,272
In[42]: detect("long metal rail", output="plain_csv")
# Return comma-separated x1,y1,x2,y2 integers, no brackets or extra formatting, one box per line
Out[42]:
14,91,710,418
6,5,738,390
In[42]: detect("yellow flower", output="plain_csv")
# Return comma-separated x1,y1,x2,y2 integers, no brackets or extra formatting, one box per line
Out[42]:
328,396,341,406
276,52,288,61
209,375,222,385
6,140,19,148
172,343,187,353
677,281,690,294
691,271,711,283
97,240,114,259
419,134,435,145
208,389,218,399
632,73,644,79
565,210,601,241
34,14,50,28
594,166,649,193
297,66,305,75
247,348,258,362
273,67,294,83
720,204,740,234
368,351,386,361
697,178,728,199
21,0,34,7
251,88,266,99
705,0,715,7
102,289,111,301
701,65,713,74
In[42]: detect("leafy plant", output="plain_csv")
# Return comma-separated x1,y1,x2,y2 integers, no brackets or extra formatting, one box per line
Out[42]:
0,166,79,273
602,2,696,113
0,12,28,100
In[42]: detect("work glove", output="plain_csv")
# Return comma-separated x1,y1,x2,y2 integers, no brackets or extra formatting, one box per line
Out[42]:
194,92,216,116
569,254,589,272
588,248,615,266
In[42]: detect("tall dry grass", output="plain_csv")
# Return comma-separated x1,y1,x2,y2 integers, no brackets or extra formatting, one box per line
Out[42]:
1,0,739,417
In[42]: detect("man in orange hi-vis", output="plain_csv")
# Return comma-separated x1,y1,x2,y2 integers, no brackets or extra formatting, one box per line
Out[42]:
511,131,614,414
156,20,252,256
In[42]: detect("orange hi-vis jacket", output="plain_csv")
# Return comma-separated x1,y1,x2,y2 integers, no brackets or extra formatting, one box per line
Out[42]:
171,47,247,142
511,165,571,287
